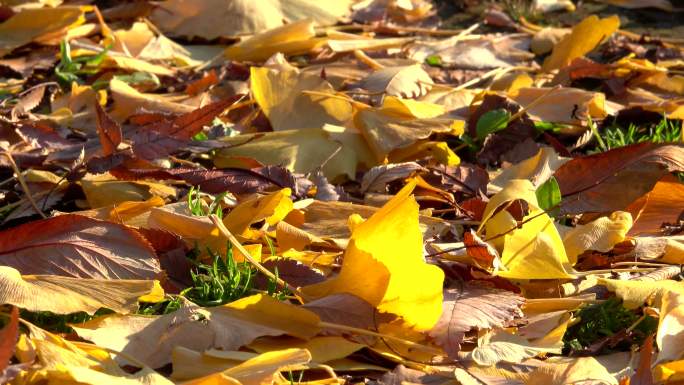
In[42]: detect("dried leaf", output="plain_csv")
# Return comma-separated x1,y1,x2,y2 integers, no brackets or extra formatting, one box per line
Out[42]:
429,282,524,358
0,214,161,279
94,103,122,156
0,266,159,314
0,306,19,373
361,65,433,99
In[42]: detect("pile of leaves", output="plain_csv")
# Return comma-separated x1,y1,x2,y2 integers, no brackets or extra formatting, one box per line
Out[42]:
1,0,684,384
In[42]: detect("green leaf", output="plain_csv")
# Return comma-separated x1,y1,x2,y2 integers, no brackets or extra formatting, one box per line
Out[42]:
535,176,561,212
476,109,510,140
425,55,442,67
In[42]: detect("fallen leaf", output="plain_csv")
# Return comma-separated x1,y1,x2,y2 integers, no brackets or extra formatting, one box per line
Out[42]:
563,211,633,264
429,282,524,358
94,103,122,156
542,15,620,72
626,175,684,236
0,6,88,56
301,181,445,331
0,306,19,373
0,266,159,314
73,294,320,368
0,214,161,279
555,143,684,214
360,162,425,194
361,65,434,99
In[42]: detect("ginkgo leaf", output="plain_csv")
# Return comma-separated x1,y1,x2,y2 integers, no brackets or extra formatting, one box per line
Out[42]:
361,65,434,99
301,180,445,331
73,294,320,368
249,59,352,131
480,179,574,279
542,15,620,72
525,357,618,385
0,214,160,279
510,87,608,124
215,126,375,181
428,283,525,358
360,162,425,194
80,174,176,208
0,266,159,314
563,211,633,264
222,188,293,238
225,20,328,62
184,348,312,385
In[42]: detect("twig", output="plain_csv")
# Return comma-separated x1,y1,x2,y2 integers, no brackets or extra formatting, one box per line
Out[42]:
353,50,384,70
209,215,305,299
317,321,442,355
0,152,46,219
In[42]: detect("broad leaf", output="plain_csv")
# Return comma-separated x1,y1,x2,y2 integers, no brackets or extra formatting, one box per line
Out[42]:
476,109,510,141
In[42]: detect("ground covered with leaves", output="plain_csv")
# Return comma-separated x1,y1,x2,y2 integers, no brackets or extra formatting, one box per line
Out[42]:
0,0,684,384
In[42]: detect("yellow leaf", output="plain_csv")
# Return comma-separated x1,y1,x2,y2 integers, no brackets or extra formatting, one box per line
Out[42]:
657,288,684,363
655,360,684,383
80,174,176,209
562,211,632,264
542,15,620,72
250,62,352,131
110,196,166,223
223,188,293,238
172,348,254,381
73,295,320,369
480,179,574,279
597,278,684,309
510,87,608,124
301,181,445,330
249,336,365,363
0,6,88,56
388,140,461,166
0,266,159,314
225,19,326,62
524,357,618,385
182,349,312,385
110,77,195,119
215,126,375,181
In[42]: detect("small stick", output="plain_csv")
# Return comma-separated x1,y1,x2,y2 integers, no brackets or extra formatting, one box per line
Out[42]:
0,152,46,219
317,321,442,355
209,215,304,299
353,50,384,70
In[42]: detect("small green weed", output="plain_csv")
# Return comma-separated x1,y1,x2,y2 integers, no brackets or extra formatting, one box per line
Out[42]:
180,244,255,307
563,298,658,353
55,39,110,87
187,186,226,218
591,116,682,153
19,308,113,333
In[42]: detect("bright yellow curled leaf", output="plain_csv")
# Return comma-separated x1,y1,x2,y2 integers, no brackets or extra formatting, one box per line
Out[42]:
301,180,445,331
542,15,620,72
0,266,160,315
223,188,293,238
562,211,633,264
480,179,574,280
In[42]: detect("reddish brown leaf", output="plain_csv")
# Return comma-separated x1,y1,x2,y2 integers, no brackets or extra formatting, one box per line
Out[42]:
428,282,525,358
110,165,296,195
555,143,684,214
630,334,655,385
463,229,499,270
186,69,219,96
95,102,122,156
140,97,239,140
0,214,160,279
0,306,18,373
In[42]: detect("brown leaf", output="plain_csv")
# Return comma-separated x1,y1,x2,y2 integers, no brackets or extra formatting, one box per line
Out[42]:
630,334,655,385
11,83,48,121
110,165,296,195
379,365,452,385
303,293,393,330
464,229,500,270
0,306,18,373
94,103,122,156
360,162,426,194
0,214,160,279
555,143,684,214
626,175,684,236
429,282,525,358
254,259,326,289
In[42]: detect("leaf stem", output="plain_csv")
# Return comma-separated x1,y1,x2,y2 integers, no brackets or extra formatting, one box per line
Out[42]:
0,152,46,218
